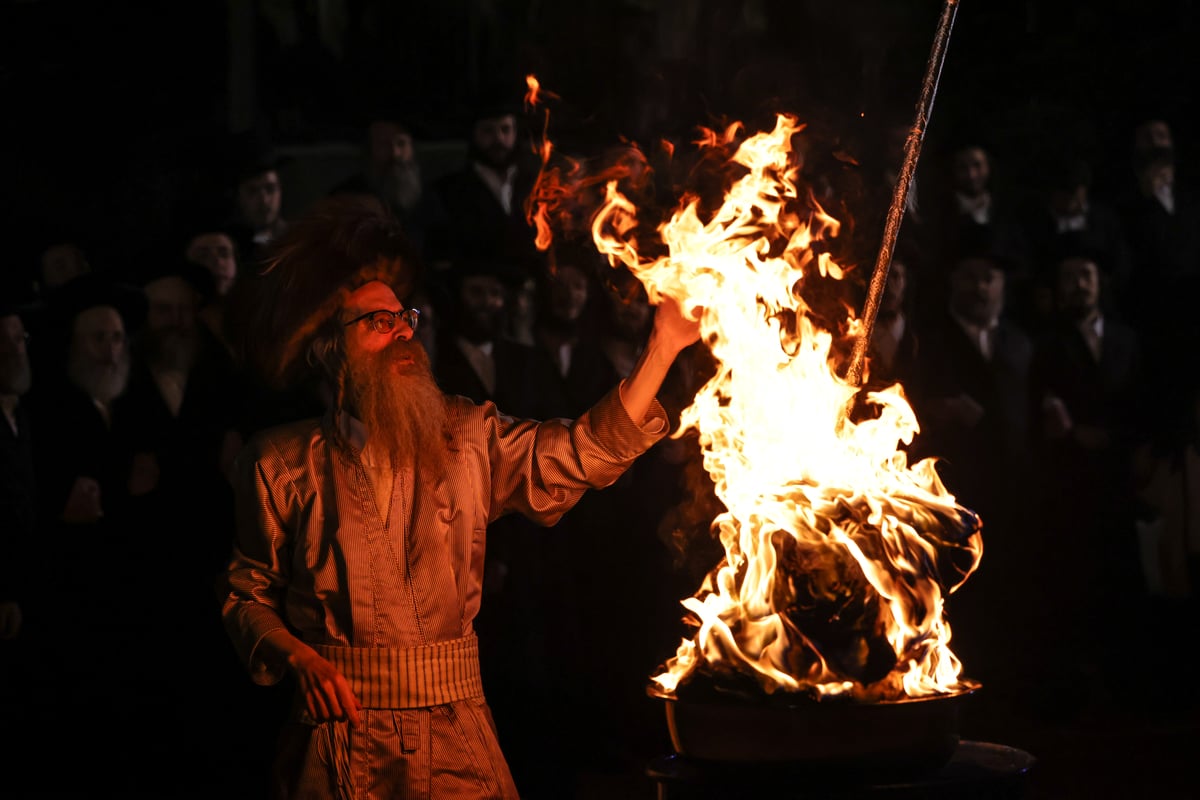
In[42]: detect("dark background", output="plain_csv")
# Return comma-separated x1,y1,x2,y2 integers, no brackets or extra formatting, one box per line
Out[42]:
3,3,1198,796
3,0,1197,277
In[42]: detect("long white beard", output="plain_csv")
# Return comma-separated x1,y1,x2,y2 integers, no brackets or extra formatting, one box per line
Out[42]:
378,162,423,212
350,340,448,477
69,351,131,405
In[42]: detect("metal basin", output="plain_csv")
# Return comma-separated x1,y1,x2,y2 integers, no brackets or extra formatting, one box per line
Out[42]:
648,682,978,778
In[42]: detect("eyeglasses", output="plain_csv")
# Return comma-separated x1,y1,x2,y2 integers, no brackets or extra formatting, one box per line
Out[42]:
343,307,420,335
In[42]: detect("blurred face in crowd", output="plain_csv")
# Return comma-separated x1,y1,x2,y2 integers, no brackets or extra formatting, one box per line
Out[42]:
41,243,90,291
949,256,1006,327
607,281,652,342
369,121,414,170
457,273,508,343
142,275,199,371
547,263,590,327
952,146,990,198
881,257,908,315
1050,184,1088,219
0,314,32,397
470,114,517,171
1137,156,1174,201
186,232,238,296
368,121,422,211
68,305,130,404
237,170,283,230
1056,256,1101,320
1134,119,1173,154
342,279,446,467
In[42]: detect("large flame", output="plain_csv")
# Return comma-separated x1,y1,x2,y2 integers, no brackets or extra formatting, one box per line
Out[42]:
587,113,983,702
522,75,983,701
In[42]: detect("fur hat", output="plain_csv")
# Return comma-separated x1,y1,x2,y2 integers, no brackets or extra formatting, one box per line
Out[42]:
224,193,420,389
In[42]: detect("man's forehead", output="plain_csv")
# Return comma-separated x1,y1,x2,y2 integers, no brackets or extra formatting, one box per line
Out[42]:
346,280,401,314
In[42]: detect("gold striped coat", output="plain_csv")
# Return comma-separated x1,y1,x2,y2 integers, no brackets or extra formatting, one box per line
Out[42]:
220,385,668,799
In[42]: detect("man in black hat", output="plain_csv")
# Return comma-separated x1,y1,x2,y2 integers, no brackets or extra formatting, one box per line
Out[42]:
1024,243,1149,714
426,88,542,275
224,130,292,263
217,193,700,799
329,111,440,265
434,256,568,420
905,221,1034,699
27,272,147,527
120,248,243,562
331,114,425,218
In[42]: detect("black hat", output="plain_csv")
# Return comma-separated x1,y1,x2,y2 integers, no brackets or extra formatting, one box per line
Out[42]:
31,271,146,368
946,221,1021,275
447,255,529,290
467,80,524,127
223,128,292,187
1046,232,1112,276
173,207,245,261
357,100,426,139
46,271,149,335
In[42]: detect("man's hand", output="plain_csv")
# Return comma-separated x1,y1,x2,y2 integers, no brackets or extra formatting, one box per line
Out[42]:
61,476,103,524
620,293,703,424
289,646,363,728
652,293,703,358
262,629,363,728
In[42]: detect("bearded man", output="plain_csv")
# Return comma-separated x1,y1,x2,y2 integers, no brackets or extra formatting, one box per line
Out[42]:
218,194,700,799
426,87,543,274
330,115,432,260
29,274,146,527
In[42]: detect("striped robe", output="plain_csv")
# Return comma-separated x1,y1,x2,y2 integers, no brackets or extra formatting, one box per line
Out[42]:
221,385,667,799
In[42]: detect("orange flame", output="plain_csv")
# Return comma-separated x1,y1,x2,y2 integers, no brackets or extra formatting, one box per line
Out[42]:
589,113,983,701
524,77,654,252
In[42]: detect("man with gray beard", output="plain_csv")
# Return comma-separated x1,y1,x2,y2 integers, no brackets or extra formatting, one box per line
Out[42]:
31,283,143,527
218,194,701,800
19,274,154,789
331,115,432,258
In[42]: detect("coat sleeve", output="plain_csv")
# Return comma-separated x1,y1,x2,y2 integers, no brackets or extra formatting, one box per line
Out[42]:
219,436,296,686
483,382,670,525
